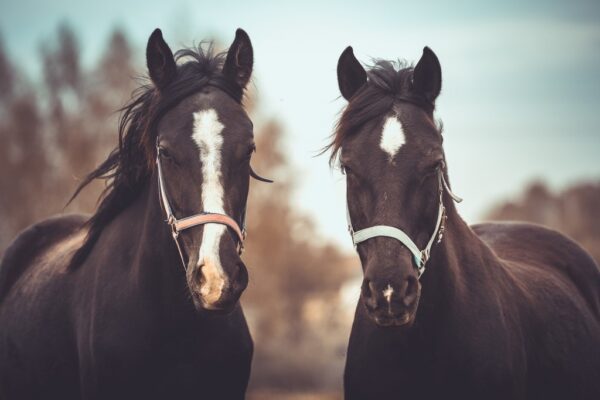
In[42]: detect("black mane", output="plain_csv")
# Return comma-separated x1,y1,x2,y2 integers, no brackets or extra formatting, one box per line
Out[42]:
68,42,244,269
325,60,435,166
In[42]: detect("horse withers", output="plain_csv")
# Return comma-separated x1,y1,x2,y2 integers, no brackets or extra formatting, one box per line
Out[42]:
0,28,266,399
329,46,600,399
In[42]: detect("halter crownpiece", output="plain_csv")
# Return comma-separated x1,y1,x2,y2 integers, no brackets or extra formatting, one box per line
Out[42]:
156,142,247,271
347,167,462,278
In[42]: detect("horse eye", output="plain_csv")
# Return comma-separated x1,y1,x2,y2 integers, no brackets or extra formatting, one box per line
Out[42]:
159,146,176,162
426,159,444,172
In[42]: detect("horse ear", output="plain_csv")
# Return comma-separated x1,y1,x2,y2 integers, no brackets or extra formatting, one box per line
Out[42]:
223,28,253,89
413,47,442,103
146,29,176,90
337,46,367,101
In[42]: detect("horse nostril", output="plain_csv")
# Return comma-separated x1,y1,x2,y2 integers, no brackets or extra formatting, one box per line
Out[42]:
368,281,378,298
195,262,205,283
231,263,248,293
361,279,371,297
361,279,378,309
401,276,419,307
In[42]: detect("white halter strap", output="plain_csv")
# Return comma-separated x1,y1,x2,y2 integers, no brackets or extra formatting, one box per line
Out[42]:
347,168,462,278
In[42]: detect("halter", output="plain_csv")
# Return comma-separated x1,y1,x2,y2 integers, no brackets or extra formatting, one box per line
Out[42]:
347,167,462,278
156,143,247,271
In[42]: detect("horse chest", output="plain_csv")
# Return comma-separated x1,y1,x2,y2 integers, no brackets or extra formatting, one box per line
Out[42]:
75,297,252,396
345,315,526,399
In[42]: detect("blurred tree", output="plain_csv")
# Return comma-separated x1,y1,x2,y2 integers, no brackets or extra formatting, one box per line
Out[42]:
0,35,50,249
41,23,82,101
40,23,88,209
98,29,135,90
0,35,15,103
0,93,47,247
485,180,600,264
243,119,356,392
0,26,137,251
61,27,137,211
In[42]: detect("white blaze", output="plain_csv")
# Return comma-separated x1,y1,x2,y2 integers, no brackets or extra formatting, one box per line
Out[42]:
379,116,406,160
192,108,227,306
383,284,394,305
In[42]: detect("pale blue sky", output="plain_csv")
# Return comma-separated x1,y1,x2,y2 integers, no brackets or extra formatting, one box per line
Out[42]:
1,0,599,249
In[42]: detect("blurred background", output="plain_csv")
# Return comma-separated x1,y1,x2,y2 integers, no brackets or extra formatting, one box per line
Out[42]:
0,1,599,399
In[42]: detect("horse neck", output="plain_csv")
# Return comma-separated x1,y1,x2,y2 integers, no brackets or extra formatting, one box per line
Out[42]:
416,194,502,329
112,176,187,299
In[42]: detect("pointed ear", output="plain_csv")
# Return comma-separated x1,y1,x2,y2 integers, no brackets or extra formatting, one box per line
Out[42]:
223,28,253,89
337,46,367,101
146,29,176,90
413,47,442,103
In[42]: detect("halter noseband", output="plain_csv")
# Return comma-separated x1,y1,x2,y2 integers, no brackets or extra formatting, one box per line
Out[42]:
156,143,246,271
347,167,462,278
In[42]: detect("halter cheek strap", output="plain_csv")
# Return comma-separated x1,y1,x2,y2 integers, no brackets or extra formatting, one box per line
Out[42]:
156,145,246,271
347,168,462,278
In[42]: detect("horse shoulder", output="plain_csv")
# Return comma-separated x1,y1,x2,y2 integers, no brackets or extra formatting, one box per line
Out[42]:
0,213,88,303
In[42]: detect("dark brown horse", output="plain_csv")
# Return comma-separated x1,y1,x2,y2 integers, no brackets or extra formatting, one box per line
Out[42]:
0,28,266,399
329,46,600,399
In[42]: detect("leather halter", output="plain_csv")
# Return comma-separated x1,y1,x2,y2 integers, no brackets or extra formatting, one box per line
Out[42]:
156,143,246,271
347,167,462,278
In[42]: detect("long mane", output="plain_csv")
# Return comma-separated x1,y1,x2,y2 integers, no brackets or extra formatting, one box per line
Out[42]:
68,42,244,269
324,60,436,166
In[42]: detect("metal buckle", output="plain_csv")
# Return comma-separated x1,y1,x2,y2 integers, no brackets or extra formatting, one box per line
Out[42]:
437,206,447,243
167,215,179,239
420,249,430,265
349,227,360,250
348,225,358,249
416,250,429,278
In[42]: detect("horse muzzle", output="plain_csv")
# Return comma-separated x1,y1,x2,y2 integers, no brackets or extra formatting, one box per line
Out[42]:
189,258,248,313
361,276,421,327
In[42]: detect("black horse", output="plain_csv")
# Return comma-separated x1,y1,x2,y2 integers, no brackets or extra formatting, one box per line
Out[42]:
0,28,264,399
329,46,600,399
